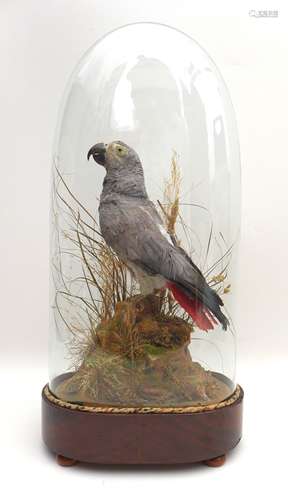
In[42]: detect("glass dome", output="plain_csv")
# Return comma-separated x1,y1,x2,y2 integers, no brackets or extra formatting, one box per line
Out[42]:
49,23,241,408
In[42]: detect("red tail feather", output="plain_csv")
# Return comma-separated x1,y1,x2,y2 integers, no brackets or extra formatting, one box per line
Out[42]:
166,282,217,332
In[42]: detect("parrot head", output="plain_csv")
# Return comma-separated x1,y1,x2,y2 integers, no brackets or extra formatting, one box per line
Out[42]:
87,140,147,197
87,141,140,170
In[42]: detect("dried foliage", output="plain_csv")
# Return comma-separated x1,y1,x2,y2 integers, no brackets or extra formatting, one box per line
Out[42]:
51,166,137,368
159,151,181,242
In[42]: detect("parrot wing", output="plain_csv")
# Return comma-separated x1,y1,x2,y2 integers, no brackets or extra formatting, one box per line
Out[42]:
114,201,228,330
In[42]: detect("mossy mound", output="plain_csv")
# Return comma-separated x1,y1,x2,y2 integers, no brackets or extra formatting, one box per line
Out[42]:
56,294,231,407
95,294,191,358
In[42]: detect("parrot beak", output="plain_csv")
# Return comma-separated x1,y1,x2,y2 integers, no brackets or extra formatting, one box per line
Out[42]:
87,143,106,166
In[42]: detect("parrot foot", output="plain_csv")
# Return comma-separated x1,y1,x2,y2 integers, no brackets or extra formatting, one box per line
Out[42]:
56,454,78,466
203,455,226,467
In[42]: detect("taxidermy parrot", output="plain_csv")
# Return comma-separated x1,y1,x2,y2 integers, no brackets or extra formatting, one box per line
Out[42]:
87,141,229,332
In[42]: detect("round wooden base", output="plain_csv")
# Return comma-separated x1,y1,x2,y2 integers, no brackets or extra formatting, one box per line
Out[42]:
42,384,243,466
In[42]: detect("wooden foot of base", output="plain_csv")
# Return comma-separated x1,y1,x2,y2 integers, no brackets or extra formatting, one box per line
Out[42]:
203,455,226,467
57,454,78,467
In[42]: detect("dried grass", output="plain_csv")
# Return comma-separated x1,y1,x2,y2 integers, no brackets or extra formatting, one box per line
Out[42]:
160,151,181,241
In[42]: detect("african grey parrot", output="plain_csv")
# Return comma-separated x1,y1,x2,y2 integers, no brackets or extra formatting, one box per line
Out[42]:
87,140,229,331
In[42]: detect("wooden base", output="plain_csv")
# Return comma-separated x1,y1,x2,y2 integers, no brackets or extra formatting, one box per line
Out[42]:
56,454,226,467
42,383,243,466
203,455,226,467
57,455,78,467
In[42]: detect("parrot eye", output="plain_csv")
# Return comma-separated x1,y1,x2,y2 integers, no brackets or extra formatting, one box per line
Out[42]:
115,145,127,157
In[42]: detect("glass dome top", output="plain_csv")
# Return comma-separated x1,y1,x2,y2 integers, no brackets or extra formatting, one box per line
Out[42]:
50,23,241,408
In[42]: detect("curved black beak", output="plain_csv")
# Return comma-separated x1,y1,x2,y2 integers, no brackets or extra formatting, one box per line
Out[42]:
87,143,106,166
